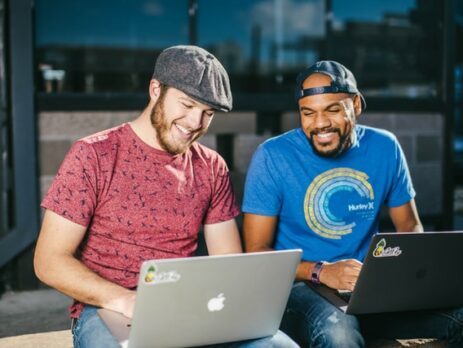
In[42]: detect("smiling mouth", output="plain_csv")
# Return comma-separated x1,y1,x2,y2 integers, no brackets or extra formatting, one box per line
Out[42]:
316,132,334,139
312,131,339,145
174,123,194,138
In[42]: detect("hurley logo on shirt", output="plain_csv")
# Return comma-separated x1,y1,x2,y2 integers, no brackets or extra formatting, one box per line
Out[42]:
348,201,374,211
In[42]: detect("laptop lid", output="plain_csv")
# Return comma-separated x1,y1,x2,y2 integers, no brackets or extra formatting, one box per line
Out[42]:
99,249,301,348
347,231,463,314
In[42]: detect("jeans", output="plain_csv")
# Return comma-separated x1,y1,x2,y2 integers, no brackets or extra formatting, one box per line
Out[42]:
72,305,299,348
280,282,463,348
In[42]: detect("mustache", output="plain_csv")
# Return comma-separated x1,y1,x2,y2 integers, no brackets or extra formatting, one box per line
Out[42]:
310,127,341,138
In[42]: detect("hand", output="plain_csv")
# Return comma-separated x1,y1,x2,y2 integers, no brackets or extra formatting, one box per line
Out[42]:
120,291,136,318
319,259,362,291
106,290,137,318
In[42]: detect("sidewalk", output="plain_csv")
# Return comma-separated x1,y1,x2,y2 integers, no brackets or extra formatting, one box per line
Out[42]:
0,289,72,347
0,289,71,338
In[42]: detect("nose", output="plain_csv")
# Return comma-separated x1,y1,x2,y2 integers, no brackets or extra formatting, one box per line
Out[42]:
312,112,331,129
186,108,204,130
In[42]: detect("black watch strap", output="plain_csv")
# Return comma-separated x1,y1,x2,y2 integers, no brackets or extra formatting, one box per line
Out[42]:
310,261,325,284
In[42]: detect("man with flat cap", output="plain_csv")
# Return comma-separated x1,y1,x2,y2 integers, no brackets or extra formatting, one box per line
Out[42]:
34,45,298,347
242,61,463,346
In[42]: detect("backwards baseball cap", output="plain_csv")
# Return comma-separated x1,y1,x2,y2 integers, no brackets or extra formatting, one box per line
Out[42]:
295,60,366,109
152,45,232,112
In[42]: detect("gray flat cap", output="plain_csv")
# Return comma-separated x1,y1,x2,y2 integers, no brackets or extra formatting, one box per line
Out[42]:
152,45,232,112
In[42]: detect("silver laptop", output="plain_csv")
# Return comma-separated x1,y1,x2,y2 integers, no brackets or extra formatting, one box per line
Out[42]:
310,231,463,314
98,249,302,348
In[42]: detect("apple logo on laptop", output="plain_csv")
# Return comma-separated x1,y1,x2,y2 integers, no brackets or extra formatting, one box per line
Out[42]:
207,293,226,312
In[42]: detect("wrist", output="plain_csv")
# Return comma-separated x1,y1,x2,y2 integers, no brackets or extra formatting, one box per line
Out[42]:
105,289,136,316
310,261,325,284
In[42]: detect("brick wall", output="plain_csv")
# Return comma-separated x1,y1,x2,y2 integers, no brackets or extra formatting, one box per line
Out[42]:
39,110,443,222
39,111,138,198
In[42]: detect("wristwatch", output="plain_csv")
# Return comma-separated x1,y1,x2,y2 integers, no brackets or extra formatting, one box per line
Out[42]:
310,261,325,284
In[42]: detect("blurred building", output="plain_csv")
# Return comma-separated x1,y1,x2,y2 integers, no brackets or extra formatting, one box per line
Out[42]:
1,0,462,291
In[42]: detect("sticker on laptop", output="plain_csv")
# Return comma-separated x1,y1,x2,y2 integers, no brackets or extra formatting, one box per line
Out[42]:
372,238,402,257
143,264,181,284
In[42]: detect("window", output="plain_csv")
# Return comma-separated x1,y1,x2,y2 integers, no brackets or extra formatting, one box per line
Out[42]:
330,0,441,98
197,0,441,98
35,0,189,93
198,0,325,94
35,0,445,107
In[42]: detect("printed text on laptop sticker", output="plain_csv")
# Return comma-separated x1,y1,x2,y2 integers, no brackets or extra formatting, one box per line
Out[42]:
143,264,181,284
373,238,402,257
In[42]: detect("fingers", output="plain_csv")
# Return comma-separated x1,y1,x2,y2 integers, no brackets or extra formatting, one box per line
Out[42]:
342,259,362,275
343,258,363,268
322,259,362,290
343,275,358,291
341,260,362,290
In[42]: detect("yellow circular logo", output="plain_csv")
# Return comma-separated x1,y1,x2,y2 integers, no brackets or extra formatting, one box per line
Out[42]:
304,168,374,239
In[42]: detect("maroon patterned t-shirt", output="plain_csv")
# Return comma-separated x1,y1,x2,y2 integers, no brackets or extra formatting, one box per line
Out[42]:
41,123,240,317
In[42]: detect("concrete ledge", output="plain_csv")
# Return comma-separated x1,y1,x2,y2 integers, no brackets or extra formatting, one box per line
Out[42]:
0,331,445,348
0,330,72,348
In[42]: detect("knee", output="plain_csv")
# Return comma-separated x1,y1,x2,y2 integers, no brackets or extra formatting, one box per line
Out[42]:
310,312,364,348
448,307,463,345
269,330,299,347
315,324,363,347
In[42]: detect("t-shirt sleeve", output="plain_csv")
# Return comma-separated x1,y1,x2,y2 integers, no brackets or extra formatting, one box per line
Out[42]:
385,137,416,207
41,141,99,227
202,156,240,225
242,144,282,216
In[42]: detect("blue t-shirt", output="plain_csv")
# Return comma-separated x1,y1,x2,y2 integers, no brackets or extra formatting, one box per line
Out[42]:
242,125,415,262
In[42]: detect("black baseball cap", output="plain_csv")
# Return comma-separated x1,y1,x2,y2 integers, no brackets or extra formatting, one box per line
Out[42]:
295,60,366,109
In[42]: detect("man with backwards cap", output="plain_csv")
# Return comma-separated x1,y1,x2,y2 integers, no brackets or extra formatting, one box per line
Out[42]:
34,45,298,347
242,61,463,346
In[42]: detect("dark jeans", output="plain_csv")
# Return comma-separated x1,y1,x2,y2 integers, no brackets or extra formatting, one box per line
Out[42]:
281,282,463,348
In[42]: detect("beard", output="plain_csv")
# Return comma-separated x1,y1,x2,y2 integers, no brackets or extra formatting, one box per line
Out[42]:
308,127,352,158
149,96,206,155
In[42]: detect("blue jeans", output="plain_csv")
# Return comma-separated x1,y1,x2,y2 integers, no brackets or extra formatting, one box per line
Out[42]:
72,305,299,348
280,282,463,348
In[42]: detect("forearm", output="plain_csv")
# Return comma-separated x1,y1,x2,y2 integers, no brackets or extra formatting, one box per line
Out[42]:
35,253,135,316
396,222,423,233
390,200,423,233
295,261,316,281
245,243,274,252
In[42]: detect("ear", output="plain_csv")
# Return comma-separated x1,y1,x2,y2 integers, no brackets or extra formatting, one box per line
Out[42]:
353,95,362,117
149,79,161,102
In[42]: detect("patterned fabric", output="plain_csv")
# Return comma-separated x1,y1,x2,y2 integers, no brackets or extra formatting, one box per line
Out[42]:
41,123,239,317
242,125,415,262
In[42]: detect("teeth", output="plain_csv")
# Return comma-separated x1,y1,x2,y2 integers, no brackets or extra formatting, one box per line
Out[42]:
176,124,190,135
317,133,333,138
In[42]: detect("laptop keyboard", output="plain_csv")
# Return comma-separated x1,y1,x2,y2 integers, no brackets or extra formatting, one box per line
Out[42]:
337,290,352,303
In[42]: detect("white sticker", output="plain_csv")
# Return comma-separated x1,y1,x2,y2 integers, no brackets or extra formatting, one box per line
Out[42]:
372,238,402,257
143,264,181,284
